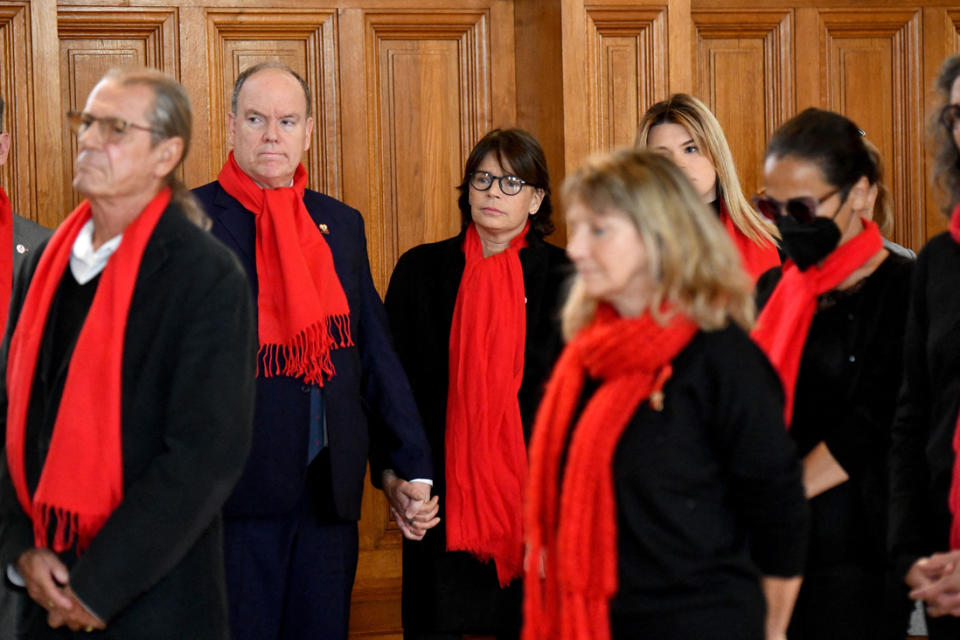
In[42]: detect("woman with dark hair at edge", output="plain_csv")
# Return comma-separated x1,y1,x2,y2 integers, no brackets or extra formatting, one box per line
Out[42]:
524,149,807,640
636,93,780,284
751,108,914,639
385,128,570,639
890,53,960,638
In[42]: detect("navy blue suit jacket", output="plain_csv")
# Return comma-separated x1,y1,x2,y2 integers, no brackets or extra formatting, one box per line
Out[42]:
193,181,432,521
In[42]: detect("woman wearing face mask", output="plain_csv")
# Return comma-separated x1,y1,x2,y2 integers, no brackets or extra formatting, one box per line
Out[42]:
385,128,570,639
524,149,807,640
752,109,914,640
636,93,780,283
890,54,960,637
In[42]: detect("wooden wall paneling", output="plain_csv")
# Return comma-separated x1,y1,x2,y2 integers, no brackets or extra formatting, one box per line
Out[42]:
363,9,502,295
818,9,924,250
204,8,340,197
584,7,668,154
57,6,178,217
692,10,793,199
0,2,37,224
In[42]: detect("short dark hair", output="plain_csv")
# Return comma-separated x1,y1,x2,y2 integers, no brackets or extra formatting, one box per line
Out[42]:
231,62,311,118
457,128,554,236
931,54,960,213
765,108,877,200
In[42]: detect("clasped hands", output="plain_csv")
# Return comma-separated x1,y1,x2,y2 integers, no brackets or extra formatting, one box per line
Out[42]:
16,548,105,632
907,550,960,618
381,470,440,540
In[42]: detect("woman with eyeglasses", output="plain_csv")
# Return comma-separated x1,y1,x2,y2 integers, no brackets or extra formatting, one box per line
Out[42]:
636,93,780,284
890,54,960,637
523,149,806,640
751,108,913,640
384,128,569,639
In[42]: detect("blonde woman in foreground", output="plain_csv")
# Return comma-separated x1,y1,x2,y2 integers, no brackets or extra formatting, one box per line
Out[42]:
522,149,807,640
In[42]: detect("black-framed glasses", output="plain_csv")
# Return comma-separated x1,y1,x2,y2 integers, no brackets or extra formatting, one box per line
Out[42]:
752,187,841,224
940,104,960,133
469,171,530,196
67,110,164,143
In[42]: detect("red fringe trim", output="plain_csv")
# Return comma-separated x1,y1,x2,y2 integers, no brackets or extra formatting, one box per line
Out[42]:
35,503,109,555
257,313,353,385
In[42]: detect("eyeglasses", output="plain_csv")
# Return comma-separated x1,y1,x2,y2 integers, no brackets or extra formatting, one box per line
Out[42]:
67,110,163,143
752,187,841,224
469,171,530,196
940,104,960,133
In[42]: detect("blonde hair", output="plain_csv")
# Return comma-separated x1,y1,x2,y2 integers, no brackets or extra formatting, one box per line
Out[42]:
636,93,778,247
560,148,755,340
861,137,894,236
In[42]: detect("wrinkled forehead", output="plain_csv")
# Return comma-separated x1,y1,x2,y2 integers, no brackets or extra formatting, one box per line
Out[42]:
84,78,152,121
236,69,308,116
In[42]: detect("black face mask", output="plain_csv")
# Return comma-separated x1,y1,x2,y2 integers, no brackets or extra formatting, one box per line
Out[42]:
775,215,841,271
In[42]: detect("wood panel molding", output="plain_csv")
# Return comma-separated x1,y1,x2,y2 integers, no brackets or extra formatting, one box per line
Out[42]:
0,3,35,222
204,9,340,197
818,9,923,249
363,10,492,288
949,10,960,52
583,6,668,153
692,9,793,197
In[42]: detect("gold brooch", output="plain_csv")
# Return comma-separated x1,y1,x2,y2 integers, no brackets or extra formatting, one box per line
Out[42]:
318,223,329,235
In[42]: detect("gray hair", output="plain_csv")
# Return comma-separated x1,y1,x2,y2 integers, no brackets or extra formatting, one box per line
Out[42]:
231,62,311,118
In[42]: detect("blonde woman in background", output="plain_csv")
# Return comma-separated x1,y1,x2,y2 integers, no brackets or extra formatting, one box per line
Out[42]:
523,149,807,640
637,93,780,283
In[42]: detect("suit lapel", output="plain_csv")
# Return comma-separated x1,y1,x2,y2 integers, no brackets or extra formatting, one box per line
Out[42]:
210,185,256,264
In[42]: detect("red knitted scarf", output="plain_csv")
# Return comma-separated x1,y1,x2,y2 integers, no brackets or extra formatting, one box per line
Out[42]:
445,222,529,586
718,199,780,284
0,185,13,336
523,304,698,640
751,219,883,426
218,152,351,385
5,188,170,552
947,204,960,549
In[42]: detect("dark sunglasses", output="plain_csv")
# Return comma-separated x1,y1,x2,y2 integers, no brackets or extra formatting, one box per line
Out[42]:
940,104,960,132
751,187,841,224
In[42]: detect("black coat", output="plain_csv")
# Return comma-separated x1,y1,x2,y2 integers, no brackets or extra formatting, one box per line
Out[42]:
384,228,570,635
0,204,257,639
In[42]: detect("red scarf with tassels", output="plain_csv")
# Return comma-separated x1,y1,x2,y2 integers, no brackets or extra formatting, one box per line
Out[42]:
5,188,170,552
947,204,960,549
218,152,351,385
445,222,529,586
523,304,698,640
0,185,13,336
751,218,884,426
718,199,780,284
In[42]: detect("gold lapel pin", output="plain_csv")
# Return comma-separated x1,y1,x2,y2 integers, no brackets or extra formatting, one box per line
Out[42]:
318,223,329,235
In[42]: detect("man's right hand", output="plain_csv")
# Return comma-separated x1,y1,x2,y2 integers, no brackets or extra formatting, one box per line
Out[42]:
16,548,73,612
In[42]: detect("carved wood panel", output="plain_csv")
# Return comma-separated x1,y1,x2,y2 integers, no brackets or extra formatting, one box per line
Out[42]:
693,9,793,203
584,6,668,153
204,8,340,198
0,3,35,223
818,9,923,249
58,7,178,211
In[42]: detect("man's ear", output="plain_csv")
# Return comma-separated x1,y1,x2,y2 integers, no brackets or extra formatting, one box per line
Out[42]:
0,132,11,167
154,137,184,178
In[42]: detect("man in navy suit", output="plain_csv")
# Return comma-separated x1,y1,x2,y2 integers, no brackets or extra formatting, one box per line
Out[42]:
193,62,439,640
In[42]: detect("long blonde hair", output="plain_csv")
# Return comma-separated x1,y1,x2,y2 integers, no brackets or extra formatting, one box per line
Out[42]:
636,93,778,247
561,149,754,340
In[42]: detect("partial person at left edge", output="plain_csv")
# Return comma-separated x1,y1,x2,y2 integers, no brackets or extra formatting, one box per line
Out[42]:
0,68,257,638
0,94,53,640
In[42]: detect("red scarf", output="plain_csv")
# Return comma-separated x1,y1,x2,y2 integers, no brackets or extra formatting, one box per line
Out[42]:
218,152,351,385
0,185,12,336
445,222,529,586
719,199,780,284
523,304,698,640
948,204,960,549
5,188,170,552
751,219,884,426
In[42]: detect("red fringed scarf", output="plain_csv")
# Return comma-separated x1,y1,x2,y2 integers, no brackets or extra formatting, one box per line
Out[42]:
5,188,170,552
523,304,698,640
0,185,13,336
218,152,351,385
751,218,883,426
718,199,780,284
445,222,529,586
947,204,960,549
